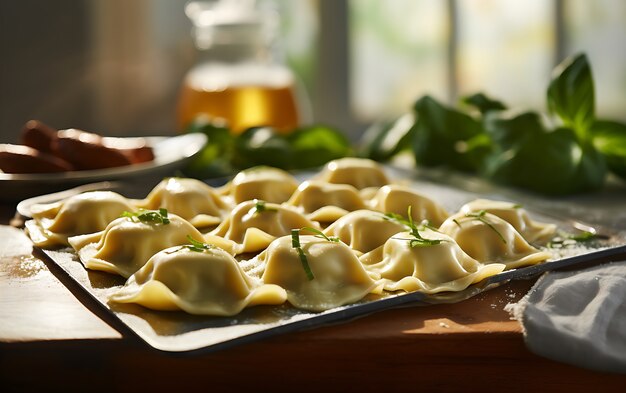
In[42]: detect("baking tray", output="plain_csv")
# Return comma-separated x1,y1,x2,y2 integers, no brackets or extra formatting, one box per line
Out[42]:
26,167,626,354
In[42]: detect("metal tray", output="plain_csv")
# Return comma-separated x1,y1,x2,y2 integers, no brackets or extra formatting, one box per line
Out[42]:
27,167,626,354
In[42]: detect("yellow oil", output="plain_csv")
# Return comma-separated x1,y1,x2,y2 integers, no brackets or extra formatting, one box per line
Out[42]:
177,63,300,134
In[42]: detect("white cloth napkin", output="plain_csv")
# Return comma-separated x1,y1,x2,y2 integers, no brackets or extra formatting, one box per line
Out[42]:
508,261,626,374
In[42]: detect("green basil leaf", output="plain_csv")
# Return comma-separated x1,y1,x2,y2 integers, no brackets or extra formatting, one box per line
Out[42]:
484,111,544,149
232,127,294,169
287,125,351,169
547,53,595,141
573,139,607,191
461,133,493,173
462,93,507,115
183,115,230,135
484,111,606,195
182,117,234,177
412,95,484,172
591,120,626,180
359,113,415,161
186,120,351,173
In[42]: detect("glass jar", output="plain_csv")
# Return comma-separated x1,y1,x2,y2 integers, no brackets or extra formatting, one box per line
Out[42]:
177,0,301,134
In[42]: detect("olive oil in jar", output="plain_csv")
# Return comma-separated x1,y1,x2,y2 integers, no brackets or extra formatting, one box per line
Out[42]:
178,1,302,134
177,63,299,134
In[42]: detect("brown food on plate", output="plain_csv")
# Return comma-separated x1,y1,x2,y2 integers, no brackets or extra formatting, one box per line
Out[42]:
101,136,155,164
6,120,156,173
0,143,74,173
53,129,135,170
20,120,58,154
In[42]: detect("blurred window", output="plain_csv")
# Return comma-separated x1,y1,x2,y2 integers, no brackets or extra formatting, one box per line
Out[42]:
455,0,555,111
348,0,449,120
564,0,626,120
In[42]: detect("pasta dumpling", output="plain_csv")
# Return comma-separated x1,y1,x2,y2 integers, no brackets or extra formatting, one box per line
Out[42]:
323,210,406,254
26,191,134,248
285,180,366,222
210,200,319,254
259,235,377,311
368,185,449,226
221,166,299,204
109,245,287,316
360,228,505,293
439,212,552,269
459,199,556,244
315,157,389,190
137,177,232,228
68,211,205,278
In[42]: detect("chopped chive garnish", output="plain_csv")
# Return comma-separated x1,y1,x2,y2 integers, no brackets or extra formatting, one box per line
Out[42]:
291,229,315,280
301,226,340,243
165,236,216,254
419,220,439,231
185,235,216,252
384,206,444,247
121,208,170,225
389,236,444,248
462,210,506,244
158,208,170,223
252,200,278,215
383,212,407,224
570,231,600,242
547,231,604,248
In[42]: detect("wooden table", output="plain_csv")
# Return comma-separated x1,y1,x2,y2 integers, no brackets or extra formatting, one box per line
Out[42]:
1,201,625,393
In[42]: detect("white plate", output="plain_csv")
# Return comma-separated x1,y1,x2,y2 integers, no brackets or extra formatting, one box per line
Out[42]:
1,133,207,201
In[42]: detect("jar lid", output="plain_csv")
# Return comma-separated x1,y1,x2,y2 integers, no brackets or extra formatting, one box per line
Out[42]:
186,0,278,49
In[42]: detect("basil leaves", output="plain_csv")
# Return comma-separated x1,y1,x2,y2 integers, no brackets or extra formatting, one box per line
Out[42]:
590,120,626,181
547,54,595,140
483,111,606,195
412,96,485,172
362,53,626,195
184,120,351,178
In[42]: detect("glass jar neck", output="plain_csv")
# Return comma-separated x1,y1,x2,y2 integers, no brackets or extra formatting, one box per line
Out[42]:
194,41,272,64
186,1,279,65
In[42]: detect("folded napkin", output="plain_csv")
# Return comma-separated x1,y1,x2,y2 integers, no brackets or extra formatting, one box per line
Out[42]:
507,261,626,374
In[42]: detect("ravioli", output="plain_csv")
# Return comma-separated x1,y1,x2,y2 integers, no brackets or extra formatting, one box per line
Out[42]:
368,185,449,226
286,180,367,222
315,157,390,190
210,200,320,254
68,211,205,278
26,191,134,248
221,166,299,204
439,212,552,269
459,199,556,244
137,177,232,228
109,245,287,316
259,235,377,311
39,162,570,318
323,210,406,254
360,228,505,293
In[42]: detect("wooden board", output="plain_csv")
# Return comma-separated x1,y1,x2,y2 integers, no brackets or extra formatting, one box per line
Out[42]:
0,225,120,341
